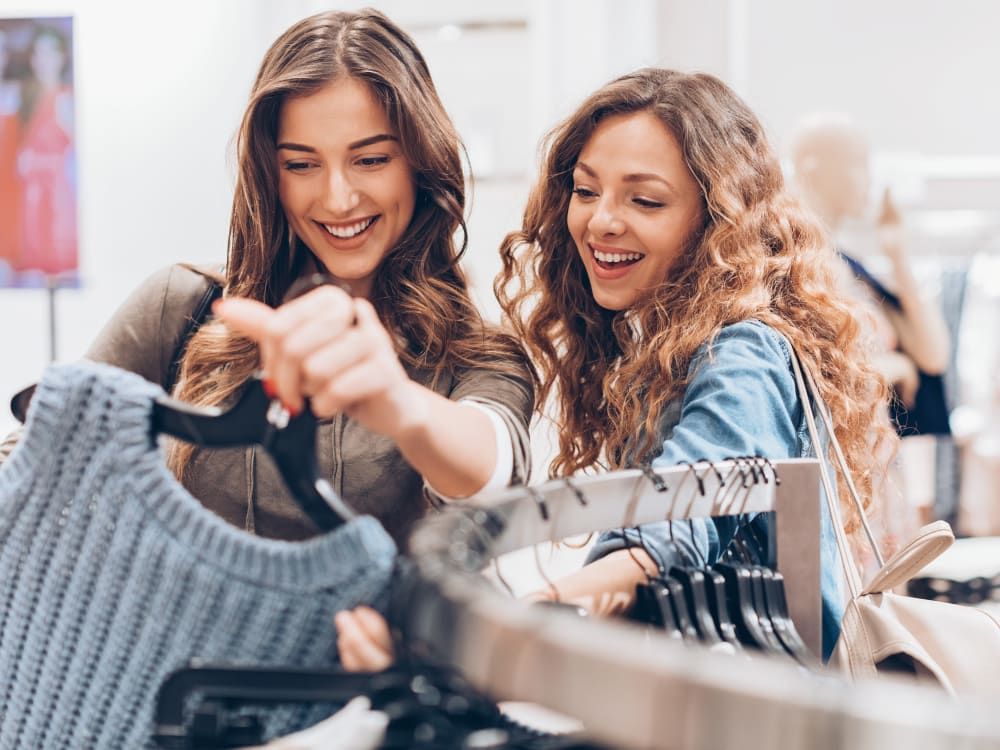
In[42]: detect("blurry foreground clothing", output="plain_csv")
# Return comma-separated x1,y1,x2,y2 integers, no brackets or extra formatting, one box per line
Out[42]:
0,361,397,749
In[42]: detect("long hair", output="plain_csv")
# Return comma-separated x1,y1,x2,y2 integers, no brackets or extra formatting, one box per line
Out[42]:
170,8,525,477
497,68,893,534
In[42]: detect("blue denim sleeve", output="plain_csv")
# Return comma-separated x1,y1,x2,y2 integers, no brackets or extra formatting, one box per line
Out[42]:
586,321,800,569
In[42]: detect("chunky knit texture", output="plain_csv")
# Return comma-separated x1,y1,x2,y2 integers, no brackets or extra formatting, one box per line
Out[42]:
0,361,397,749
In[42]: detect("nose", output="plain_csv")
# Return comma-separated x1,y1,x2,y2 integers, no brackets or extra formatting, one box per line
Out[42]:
588,197,625,237
322,168,360,215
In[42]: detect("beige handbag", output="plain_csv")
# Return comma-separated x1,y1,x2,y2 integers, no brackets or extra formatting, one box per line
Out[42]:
789,350,1000,698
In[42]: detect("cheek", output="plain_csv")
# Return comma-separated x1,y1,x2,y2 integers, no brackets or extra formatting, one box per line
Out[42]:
382,172,416,216
277,178,300,215
566,203,588,241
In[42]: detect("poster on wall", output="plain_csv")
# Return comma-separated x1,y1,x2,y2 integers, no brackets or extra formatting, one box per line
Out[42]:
0,16,77,289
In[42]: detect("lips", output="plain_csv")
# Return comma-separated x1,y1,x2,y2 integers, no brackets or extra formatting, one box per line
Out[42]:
590,244,644,271
322,216,378,239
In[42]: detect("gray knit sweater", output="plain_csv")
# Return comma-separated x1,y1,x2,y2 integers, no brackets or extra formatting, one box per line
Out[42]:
0,361,398,748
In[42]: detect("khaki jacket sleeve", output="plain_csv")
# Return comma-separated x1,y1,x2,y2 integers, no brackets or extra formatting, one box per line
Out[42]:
449,362,535,487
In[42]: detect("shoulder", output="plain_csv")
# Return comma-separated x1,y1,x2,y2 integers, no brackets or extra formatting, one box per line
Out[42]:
84,263,223,387
126,262,219,303
693,319,792,371
162,262,223,302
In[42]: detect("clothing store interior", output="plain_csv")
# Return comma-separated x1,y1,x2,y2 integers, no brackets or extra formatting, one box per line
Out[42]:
1,0,999,748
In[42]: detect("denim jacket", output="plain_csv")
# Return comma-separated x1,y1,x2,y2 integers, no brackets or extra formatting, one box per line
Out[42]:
585,319,845,660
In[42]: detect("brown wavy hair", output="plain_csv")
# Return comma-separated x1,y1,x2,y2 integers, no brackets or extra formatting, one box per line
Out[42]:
169,8,526,477
496,68,893,534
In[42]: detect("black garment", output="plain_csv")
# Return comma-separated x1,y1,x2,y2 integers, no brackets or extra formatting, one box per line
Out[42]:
840,252,951,437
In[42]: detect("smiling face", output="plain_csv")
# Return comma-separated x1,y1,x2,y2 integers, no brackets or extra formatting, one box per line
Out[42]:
567,110,704,311
276,76,416,298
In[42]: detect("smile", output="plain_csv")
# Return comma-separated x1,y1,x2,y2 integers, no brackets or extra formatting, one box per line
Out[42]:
590,245,644,270
322,216,378,239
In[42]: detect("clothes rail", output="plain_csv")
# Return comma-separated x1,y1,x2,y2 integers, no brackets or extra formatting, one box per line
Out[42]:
428,457,822,655
396,458,1000,750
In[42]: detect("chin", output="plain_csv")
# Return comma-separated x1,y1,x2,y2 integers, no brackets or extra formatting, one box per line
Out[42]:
593,294,630,312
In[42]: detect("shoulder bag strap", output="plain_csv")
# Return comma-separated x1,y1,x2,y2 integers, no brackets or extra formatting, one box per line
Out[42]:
165,275,223,395
788,349,879,598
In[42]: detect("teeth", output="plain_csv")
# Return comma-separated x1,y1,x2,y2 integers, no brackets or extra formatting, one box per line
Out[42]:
593,249,643,263
323,217,376,238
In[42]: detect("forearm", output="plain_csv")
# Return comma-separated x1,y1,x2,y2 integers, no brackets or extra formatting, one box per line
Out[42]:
537,547,658,617
884,255,950,373
393,382,500,498
874,350,915,387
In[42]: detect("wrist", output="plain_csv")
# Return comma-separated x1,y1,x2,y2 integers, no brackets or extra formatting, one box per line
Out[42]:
385,380,433,443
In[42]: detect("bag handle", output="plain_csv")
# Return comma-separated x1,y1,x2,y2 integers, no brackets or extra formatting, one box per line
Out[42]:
788,348,872,598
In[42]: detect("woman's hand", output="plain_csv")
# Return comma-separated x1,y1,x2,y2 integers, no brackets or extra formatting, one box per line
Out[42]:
214,286,427,440
334,606,395,672
524,546,658,618
214,284,502,497
876,187,905,260
878,350,920,408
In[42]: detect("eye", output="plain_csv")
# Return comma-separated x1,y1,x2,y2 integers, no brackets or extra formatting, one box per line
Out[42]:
356,155,391,168
633,197,665,209
571,186,598,200
283,160,315,173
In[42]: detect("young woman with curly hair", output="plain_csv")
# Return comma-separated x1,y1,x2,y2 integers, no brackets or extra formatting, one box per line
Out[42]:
496,68,894,660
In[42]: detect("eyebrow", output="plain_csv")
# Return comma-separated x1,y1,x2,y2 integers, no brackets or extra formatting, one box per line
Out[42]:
276,134,399,152
574,161,675,190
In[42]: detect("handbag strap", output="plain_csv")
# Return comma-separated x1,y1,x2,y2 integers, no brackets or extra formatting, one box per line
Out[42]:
798,355,885,567
788,348,871,598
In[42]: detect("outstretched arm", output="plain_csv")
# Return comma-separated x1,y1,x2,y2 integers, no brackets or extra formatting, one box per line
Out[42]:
214,286,500,499
878,188,950,374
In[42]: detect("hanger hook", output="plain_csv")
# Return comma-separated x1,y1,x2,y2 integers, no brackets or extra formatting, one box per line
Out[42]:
525,485,550,522
532,540,561,602
712,458,745,515
733,456,763,514
762,456,781,486
630,523,661,579
640,463,669,493
563,476,588,506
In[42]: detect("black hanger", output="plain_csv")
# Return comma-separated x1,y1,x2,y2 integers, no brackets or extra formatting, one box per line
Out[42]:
621,467,685,639
152,272,358,532
664,466,723,647
712,562,771,651
653,572,700,643
755,567,815,666
668,565,722,645
154,659,593,749
703,564,742,650
744,564,794,657
151,376,354,531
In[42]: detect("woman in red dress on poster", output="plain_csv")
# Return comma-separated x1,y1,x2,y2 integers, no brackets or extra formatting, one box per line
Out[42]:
0,28,22,275
17,26,77,279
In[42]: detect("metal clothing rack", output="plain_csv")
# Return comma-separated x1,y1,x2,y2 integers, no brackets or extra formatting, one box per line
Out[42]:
396,458,1000,750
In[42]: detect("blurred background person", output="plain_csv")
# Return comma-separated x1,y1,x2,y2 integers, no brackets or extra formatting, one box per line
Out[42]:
16,24,77,280
789,113,951,541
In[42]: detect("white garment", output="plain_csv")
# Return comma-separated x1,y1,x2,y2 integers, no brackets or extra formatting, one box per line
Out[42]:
242,696,387,750
424,400,515,500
